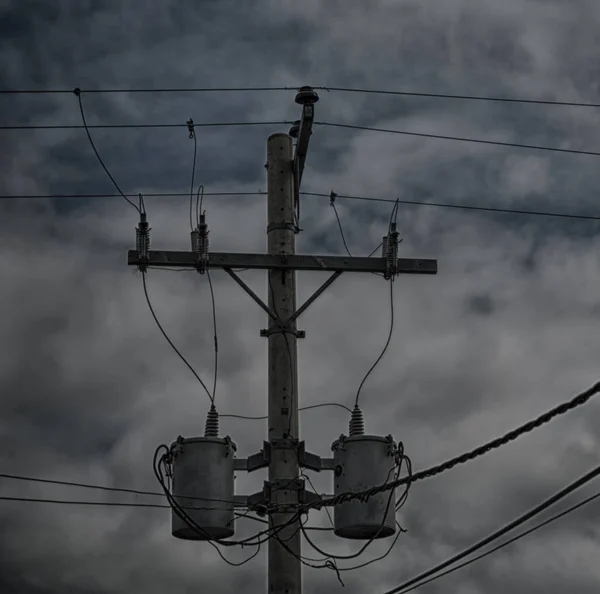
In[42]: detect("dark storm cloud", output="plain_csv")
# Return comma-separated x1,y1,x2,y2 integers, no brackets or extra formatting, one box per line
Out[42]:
1,0,600,593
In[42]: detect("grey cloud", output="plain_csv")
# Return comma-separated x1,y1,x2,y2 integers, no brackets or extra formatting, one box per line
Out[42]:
2,0,600,593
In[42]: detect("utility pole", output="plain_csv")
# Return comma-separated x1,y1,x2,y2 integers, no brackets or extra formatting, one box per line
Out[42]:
129,86,437,594
266,133,301,594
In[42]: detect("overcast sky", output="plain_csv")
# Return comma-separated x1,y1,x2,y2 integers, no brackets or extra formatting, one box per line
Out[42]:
1,1,600,592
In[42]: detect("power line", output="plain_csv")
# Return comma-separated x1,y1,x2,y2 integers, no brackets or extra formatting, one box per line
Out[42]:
0,120,289,130
6,116,600,158
316,122,600,158
3,85,600,108
381,464,600,594
355,200,399,407
306,380,600,511
3,190,598,223
302,192,600,222
0,86,300,95
397,489,600,593
0,191,265,200
0,472,232,504
322,86,600,108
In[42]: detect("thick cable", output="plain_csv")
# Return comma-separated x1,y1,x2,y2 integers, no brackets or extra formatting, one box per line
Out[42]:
306,380,600,511
354,277,395,407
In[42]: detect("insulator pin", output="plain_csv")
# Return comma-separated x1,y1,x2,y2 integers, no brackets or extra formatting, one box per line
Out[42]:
136,213,151,272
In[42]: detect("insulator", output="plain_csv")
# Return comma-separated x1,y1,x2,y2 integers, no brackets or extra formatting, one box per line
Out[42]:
135,215,150,271
349,405,365,436
381,236,389,259
191,215,210,274
204,405,219,437
295,86,320,105
191,229,200,253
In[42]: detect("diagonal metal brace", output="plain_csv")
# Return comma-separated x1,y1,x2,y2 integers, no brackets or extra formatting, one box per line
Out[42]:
223,268,278,321
284,271,342,326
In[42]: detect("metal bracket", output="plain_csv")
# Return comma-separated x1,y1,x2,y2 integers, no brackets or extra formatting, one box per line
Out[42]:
260,326,306,339
223,268,279,321
284,271,342,327
297,442,337,472
234,442,270,473
290,87,319,228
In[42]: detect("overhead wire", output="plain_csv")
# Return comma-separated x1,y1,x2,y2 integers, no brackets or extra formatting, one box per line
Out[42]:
5,188,597,222
73,87,140,213
220,402,353,421
303,192,600,222
141,271,214,404
206,269,219,402
396,489,600,593
7,113,600,158
316,121,600,158
4,85,600,108
1,120,290,130
381,463,600,594
354,200,399,408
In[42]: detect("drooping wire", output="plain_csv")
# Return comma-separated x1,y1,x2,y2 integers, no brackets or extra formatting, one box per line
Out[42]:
381,463,600,594
301,462,401,562
141,272,213,404
73,87,140,213
306,380,600,512
153,446,263,567
396,489,600,593
354,200,399,408
206,269,219,402
220,402,352,421
329,191,353,257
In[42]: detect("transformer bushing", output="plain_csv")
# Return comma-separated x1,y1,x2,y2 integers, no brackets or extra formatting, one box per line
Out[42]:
331,434,397,540
171,436,236,541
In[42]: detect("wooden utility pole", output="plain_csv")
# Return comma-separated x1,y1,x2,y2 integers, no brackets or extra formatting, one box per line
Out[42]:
266,132,301,594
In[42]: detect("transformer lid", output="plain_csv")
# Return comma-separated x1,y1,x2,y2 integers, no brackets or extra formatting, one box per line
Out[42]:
331,434,396,450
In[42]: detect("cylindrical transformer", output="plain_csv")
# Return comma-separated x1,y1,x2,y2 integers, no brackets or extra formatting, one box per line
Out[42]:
331,434,397,540
170,436,236,541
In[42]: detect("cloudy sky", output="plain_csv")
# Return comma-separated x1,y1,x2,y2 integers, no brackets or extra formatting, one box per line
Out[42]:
2,0,600,592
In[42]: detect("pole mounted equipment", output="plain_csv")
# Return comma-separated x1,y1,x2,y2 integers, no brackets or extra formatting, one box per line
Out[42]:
289,85,319,231
131,85,439,593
